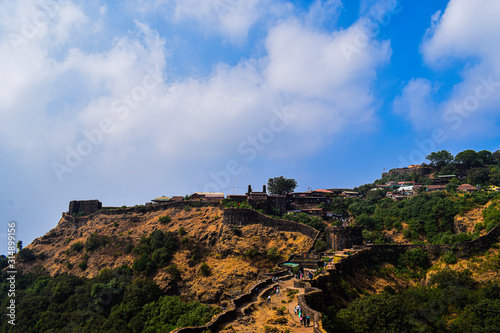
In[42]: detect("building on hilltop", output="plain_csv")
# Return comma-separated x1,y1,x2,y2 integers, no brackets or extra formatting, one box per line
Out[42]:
340,191,361,198
192,192,224,201
290,191,327,206
457,184,477,193
226,185,287,215
152,196,171,203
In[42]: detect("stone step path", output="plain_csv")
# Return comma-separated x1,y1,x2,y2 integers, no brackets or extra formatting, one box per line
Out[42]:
222,276,315,332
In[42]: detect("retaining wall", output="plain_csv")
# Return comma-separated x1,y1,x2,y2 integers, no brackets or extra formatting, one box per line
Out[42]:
223,208,320,242
172,270,290,333
299,219,500,332
98,201,221,216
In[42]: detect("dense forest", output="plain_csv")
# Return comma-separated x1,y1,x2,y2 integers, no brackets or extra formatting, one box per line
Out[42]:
322,247,500,333
0,230,220,332
0,265,219,332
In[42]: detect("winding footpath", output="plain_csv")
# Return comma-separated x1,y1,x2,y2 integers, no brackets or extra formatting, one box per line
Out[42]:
225,276,315,332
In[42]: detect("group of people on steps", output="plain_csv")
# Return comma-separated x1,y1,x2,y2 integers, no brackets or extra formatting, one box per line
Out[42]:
294,305,311,327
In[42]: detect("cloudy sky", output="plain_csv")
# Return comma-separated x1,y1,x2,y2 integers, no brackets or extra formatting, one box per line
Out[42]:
2,0,500,246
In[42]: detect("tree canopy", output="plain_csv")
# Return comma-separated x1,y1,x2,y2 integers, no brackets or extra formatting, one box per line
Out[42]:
426,150,454,168
267,176,298,195
455,149,481,169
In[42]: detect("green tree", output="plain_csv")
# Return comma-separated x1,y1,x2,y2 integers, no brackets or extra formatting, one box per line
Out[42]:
133,254,155,275
489,166,500,185
336,293,411,332
314,240,329,252
16,240,23,251
440,163,459,175
151,248,173,267
267,176,297,195
455,149,480,169
467,167,490,186
477,150,495,165
493,150,500,164
426,150,454,168
17,248,36,262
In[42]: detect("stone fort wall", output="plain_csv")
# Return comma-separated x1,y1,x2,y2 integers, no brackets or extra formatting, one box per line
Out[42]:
68,200,102,215
324,226,363,250
222,208,320,242
301,219,500,321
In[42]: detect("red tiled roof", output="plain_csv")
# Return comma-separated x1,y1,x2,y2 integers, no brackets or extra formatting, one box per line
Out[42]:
313,189,333,194
457,184,476,190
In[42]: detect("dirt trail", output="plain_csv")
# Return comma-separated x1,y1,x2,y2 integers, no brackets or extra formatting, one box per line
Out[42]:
223,278,314,333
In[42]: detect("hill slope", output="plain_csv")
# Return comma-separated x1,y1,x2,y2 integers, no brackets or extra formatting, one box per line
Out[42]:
20,205,314,303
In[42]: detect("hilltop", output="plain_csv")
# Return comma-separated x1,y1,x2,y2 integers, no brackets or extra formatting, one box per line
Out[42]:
19,203,313,304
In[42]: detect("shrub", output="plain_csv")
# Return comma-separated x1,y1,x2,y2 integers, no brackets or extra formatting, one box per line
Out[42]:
443,251,458,265
178,226,187,236
474,223,485,232
71,242,84,252
275,306,286,315
18,248,36,262
166,264,181,280
314,240,329,253
199,262,211,277
124,241,134,254
151,248,173,267
244,248,259,258
133,254,155,275
85,233,110,251
399,248,429,269
486,222,497,232
267,247,280,261
230,225,242,236
78,261,88,270
158,216,171,224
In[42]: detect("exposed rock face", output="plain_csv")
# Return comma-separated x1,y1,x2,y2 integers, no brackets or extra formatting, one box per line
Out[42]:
21,206,313,304
453,200,493,234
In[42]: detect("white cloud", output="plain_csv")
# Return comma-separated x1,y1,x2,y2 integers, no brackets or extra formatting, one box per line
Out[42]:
0,0,400,245
395,0,500,137
172,0,265,42
393,78,438,130
265,18,390,140
305,0,342,27
0,0,394,172
422,0,500,66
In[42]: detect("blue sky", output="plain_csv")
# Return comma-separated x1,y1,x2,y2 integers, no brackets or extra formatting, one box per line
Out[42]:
1,0,500,246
